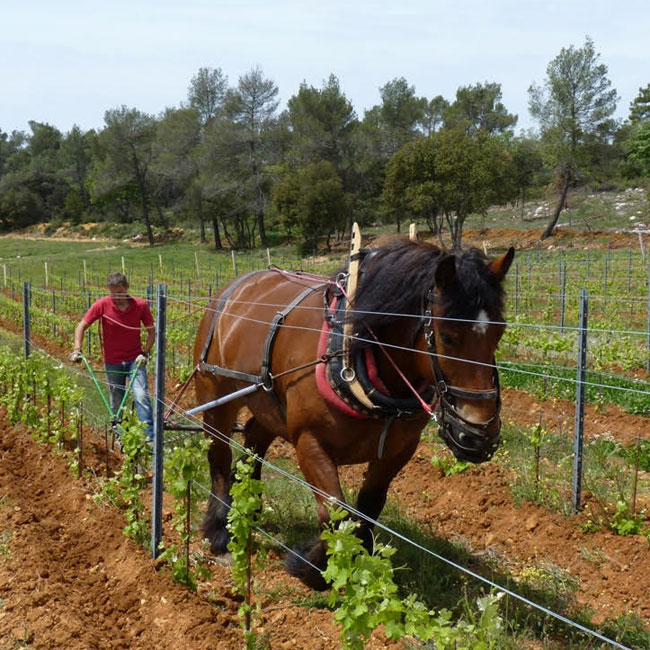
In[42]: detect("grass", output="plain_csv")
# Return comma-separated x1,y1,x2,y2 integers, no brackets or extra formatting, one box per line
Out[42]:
499,418,650,527
250,440,650,648
0,237,340,296
500,361,650,416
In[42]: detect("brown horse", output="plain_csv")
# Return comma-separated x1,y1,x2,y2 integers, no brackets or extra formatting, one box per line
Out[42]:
193,239,514,589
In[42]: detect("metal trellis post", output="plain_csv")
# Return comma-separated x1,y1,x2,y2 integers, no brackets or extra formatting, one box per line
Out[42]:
23,282,30,359
87,292,92,357
572,289,588,513
646,266,650,374
560,263,566,333
151,283,167,558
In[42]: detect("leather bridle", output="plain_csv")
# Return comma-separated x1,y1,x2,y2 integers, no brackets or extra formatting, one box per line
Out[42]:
423,291,502,463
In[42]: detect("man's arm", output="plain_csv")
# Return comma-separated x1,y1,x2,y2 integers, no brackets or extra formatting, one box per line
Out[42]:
143,324,155,357
71,319,90,361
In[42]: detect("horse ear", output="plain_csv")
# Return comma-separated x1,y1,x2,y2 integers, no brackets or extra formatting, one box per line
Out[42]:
488,247,515,281
435,255,457,292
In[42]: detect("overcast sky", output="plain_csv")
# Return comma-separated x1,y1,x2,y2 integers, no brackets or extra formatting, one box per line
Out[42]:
2,0,648,136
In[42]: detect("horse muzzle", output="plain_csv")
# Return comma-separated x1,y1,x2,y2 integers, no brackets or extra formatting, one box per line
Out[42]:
435,405,501,463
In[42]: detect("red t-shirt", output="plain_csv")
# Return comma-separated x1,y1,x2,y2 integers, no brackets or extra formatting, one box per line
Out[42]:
83,295,154,364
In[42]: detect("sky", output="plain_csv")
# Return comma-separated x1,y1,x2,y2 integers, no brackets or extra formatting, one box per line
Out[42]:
2,0,649,137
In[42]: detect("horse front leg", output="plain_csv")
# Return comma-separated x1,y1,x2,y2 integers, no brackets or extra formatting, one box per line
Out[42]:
201,404,238,555
287,431,344,591
242,416,276,482
355,436,420,552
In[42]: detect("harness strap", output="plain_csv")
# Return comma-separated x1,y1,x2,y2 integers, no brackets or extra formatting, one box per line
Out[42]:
199,270,264,363
260,283,326,419
377,414,396,459
440,385,499,401
199,362,263,385
199,273,327,423
261,284,324,389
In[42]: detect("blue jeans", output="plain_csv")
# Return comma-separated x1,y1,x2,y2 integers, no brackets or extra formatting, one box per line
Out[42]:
105,359,153,440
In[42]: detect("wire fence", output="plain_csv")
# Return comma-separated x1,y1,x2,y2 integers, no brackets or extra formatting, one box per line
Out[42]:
3,260,650,647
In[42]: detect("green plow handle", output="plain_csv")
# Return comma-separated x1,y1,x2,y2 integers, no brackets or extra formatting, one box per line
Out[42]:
78,353,143,423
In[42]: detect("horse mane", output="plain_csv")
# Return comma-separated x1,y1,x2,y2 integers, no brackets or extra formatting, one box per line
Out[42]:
346,239,507,351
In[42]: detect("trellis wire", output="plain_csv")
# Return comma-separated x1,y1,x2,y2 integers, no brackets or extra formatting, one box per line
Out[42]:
18,327,641,647
163,398,632,650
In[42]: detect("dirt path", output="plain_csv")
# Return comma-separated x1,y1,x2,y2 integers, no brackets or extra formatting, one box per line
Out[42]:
0,413,406,649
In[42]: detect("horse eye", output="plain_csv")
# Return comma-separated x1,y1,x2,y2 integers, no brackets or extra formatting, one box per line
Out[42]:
440,333,455,347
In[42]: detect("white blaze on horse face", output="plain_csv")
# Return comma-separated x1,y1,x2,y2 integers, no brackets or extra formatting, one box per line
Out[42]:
472,309,490,335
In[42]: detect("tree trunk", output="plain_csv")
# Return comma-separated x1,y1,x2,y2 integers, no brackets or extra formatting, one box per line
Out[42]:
540,169,570,240
198,198,206,243
153,197,168,228
211,215,222,250
256,210,267,248
250,141,268,248
132,154,154,246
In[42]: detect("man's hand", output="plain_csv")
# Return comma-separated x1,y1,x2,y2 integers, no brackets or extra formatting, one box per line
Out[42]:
135,354,148,366
69,349,82,363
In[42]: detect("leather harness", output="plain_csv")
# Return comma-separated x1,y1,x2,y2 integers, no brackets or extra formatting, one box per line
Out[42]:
197,270,326,420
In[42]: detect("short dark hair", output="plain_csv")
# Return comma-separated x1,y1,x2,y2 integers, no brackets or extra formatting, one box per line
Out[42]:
107,272,128,288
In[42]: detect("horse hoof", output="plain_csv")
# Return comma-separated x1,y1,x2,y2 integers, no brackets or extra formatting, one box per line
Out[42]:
211,551,234,568
202,527,230,555
286,543,329,591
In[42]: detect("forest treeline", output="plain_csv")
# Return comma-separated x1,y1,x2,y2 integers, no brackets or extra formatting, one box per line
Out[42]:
1,36,650,251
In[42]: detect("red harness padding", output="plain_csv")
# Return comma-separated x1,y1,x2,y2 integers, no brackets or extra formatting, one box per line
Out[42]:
315,299,390,419
316,314,367,418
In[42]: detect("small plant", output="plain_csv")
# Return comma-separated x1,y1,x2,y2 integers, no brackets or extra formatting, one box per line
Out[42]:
158,435,211,590
114,414,150,544
0,531,12,558
516,562,579,613
92,476,122,508
528,420,548,500
321,507,505,650
609,501,647,537
227,454,267,648
431,451,470,476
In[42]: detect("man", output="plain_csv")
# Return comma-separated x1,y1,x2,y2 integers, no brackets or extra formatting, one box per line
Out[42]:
71,272,155,440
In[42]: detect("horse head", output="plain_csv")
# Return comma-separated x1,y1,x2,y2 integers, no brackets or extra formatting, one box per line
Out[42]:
427,247,514,463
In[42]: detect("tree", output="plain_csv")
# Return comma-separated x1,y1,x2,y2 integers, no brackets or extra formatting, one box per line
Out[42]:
382,137,439,235
511,136,544,218
629,83,650,124
628,121,650,175
382,130,514,248
60,125,94,218
188,67,229,126
420,95,449,136
92,106,157,245
225,66,279,248
528,36,618,238
287,74,357,169
152,107,205,238
444,82,517,136
363,77,427,156
273,160,345,253
0,122,69,227
360,77,429,230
